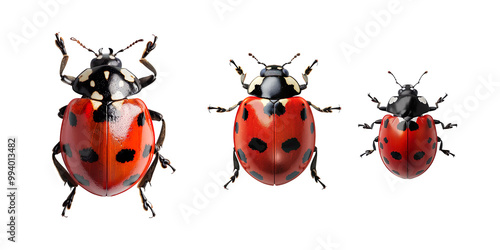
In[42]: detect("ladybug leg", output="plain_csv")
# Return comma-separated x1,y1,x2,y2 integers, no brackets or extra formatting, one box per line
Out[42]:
358,119,382,129
139,187,156,218
230,60,249,89
54,33,76,85
299,59,318,90
307,101,341,113
208,101,242,113
58,105,67,119
138,35,158,89
434,120,457,130
137,153,160,218
310,147,326,189
367,94,387,111
360,136,379,157
149,109,175,173
437,137,455,157
430,93,448,111
52,143,78,217
224,148,240,189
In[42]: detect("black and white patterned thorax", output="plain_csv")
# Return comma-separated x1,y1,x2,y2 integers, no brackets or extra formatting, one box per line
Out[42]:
386,84,430,120
248,65,301,99
72,53,141,102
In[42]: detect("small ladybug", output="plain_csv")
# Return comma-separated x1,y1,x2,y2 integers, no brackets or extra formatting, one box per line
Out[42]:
359,71,456,179
51,33,174,217
209,53,340,189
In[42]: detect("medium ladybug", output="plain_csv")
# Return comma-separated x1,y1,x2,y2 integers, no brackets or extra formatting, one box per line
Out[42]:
209,53,340,189
359,71,456,179
51,33,174,217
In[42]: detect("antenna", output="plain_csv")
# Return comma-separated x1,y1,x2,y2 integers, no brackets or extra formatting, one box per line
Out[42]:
282,53,300,67
70,37,98,57
114,39,144,56
248,53,266,66
388,71,403,88
413,71,428,88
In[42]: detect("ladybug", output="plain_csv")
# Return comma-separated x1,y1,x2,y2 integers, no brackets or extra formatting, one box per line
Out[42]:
51,33,174,217
209,53,340,189
359,71,456,179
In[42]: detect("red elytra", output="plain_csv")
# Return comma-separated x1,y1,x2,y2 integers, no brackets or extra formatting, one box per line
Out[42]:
60,98,155,196
378,114,437,179
234,96,315,185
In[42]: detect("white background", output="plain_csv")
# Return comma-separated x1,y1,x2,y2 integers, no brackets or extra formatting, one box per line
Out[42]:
1,0,500,249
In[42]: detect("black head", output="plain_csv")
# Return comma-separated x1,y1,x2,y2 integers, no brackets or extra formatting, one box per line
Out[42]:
386,71,430,119
70,37,144,102
247,53,302,99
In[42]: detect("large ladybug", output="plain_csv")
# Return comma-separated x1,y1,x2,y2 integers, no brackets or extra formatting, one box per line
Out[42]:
209,53,340,189
51,33,174,217
359,71,456,179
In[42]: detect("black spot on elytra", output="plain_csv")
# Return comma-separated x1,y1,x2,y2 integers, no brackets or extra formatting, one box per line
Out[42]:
275,102,286,116
282,138,300,153
310,122,314,134
409,121,419,131
413,151,425,160
384,137,389,143
62,144,72,157
116,149,135,163
426,157,433,165
416,170,424,176
123,174,140,186
383,156,390,165
235,122,239,134
263,101,286,116
391,151,402,160
379,142,384,149
302,149,312,163
250,171,263,180
427,137,432,143
248,138,267,153
286,171,300,181
237,149,247,163
73,174,89,186
392,170,400,175
142,144,152,158
432,143,436,149
79,148,98,163
69,112,77,126
137,112,145,126
397,121,407,131
427,118,432,128
300,108,307,120
242,108,249,121
93,103,120,123
263,102,274,116
384,119,389,128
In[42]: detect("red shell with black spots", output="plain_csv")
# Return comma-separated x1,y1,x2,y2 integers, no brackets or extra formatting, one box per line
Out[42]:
59,98,155,196
234,96,315,185
378,114,437,179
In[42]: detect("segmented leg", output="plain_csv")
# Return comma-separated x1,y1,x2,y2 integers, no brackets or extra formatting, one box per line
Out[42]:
208,101,242,113
360,136,379,157
438,137,455,157
52,143,78,217
310,147,326,189
224,148,240,189
359,119,382,129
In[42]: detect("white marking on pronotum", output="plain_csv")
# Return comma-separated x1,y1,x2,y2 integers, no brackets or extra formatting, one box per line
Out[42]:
78,69,93,82
248,77,264,93
284,77,300,93
111,91,125,100
90,100,102,110
418,97,427,104
91,91,103,100
389,96,398,104
104,71,110,80
120,69,135,82
90,80,95,87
